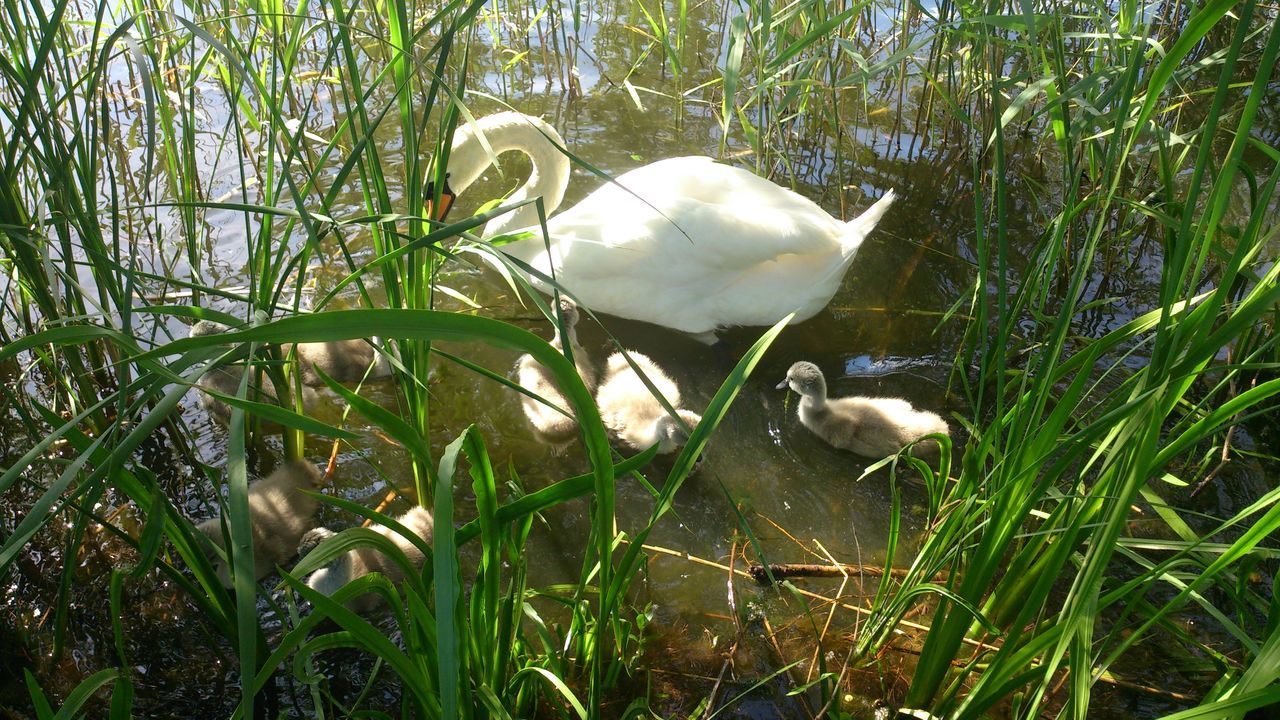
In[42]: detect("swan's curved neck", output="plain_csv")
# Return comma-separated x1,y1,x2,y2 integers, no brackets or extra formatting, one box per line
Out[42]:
446,113,571,237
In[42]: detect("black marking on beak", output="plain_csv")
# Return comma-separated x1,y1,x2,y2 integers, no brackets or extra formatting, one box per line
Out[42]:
425,173,456,223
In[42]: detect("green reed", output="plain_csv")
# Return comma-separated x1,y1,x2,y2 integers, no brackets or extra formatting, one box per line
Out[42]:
838,2,1280,718
700,0,1280,715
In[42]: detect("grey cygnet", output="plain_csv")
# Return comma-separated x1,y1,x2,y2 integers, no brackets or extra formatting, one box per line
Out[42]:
777,361,948,458
595,350,702,454
196,460,323,587
514,297,598,451
189,319,390,424
297,506,434,613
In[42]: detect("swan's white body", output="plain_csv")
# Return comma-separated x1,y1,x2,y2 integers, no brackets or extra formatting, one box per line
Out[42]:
595,351,701,454
447,112,896,337
196,461,322,587
777,361,948,458
515,297,597,450
299,506,434,613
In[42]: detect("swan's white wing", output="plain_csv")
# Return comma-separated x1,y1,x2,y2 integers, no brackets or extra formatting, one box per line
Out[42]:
553,157,848,268
526,206,852,332
499,157,875,333
608,157,825,215
547,199,839,275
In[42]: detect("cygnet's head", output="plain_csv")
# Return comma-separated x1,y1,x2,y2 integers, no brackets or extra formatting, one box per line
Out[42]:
553,296,580,327
776,361,825,396
189,319,233,338
655,409,702,454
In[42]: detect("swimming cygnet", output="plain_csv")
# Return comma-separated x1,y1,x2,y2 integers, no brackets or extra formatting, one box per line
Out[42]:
595,350,702,454
514,297,597,449
297,506,434,613
196,460,323,587
189,320,392,386
193,363,323,426
776,361,949,458
189,319,388,423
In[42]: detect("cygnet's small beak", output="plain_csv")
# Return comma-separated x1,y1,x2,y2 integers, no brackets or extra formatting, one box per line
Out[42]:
775,378,790,390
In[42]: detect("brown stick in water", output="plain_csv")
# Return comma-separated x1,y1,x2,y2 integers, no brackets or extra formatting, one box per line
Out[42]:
749,562,892,585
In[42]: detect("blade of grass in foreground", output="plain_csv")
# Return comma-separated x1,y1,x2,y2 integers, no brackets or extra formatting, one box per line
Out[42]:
434,431,465,720
878,2,1280,717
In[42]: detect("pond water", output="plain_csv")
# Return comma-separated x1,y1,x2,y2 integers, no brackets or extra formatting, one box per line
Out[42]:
181,14,971,711
4,0,1265,717
166,0,982,621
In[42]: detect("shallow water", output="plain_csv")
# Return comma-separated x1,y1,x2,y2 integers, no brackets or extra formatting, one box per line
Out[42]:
148,9,976,710
161,0,980,623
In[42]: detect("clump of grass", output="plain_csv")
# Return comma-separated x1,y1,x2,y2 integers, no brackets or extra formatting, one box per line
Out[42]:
2,0,787,713
847,2,1280,717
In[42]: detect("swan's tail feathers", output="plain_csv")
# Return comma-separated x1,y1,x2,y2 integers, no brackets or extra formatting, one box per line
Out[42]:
840,189,897,258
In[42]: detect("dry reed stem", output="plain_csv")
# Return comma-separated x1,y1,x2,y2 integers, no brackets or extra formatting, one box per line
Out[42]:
809,538,850,683
637,541,1000,653
702,538,741,720
760,612,817,718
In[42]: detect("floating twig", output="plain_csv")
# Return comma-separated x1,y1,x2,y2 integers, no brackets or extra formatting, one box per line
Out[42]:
634,541,998,653
749,562,899,585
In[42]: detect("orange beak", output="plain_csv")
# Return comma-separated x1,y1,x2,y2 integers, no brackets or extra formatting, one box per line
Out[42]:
425,174,456,223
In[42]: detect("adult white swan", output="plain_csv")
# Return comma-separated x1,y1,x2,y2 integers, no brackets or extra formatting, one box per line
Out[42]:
446,112,896,340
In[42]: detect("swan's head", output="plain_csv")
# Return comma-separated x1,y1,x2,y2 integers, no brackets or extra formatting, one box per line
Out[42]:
776,361,826,397
654,409,702,454
189,319,233,338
